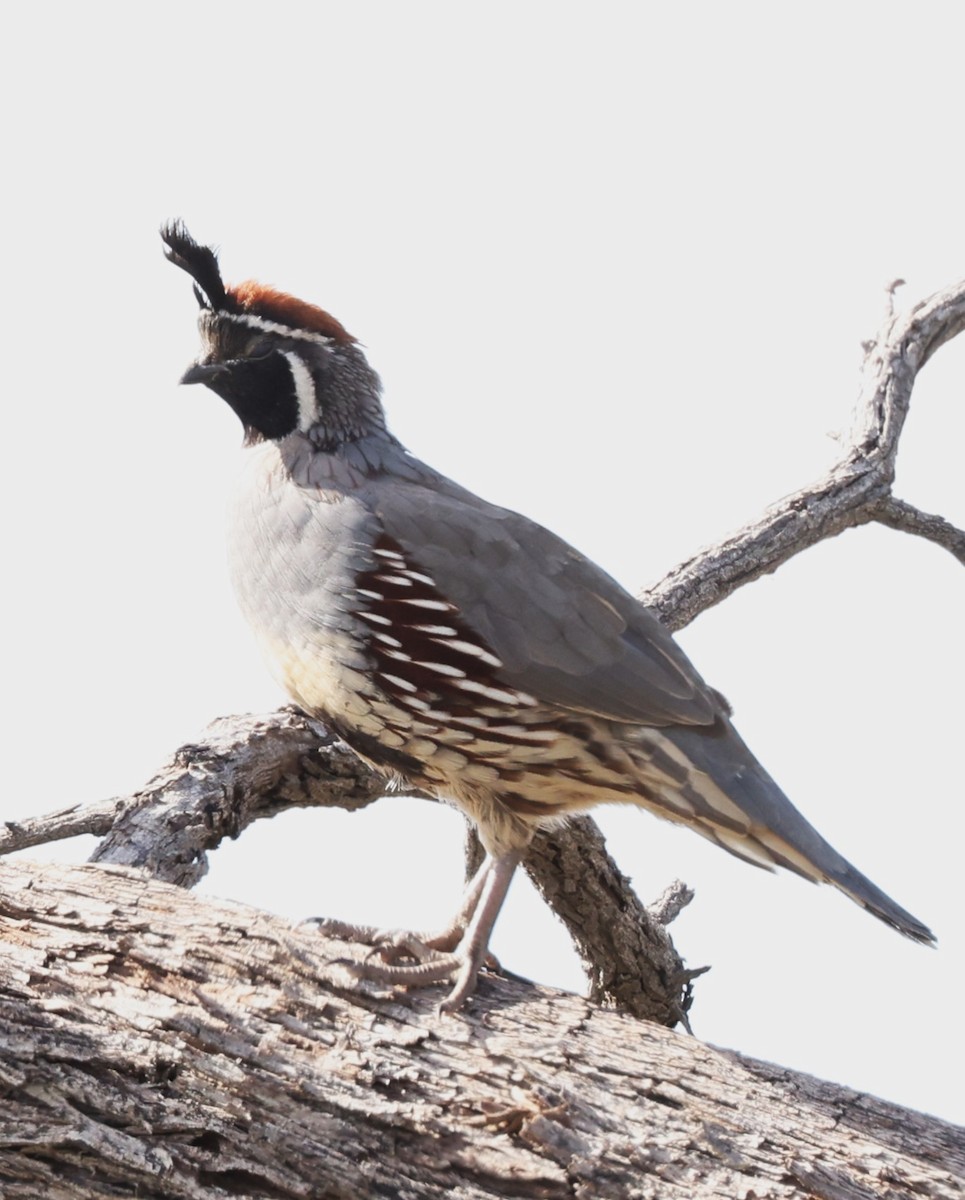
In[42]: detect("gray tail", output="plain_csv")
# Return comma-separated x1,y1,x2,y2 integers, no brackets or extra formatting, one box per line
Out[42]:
663,721,935,945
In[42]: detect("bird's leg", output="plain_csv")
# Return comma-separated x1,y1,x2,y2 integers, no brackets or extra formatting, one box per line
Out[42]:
302,854,493,960
313,850,524,1008
438,849,522,1011
379,854,495,959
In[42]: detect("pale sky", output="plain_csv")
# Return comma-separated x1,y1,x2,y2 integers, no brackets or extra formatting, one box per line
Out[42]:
3,3,962,1124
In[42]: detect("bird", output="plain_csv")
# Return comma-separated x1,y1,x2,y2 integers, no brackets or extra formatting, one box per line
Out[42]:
161,221,934,1011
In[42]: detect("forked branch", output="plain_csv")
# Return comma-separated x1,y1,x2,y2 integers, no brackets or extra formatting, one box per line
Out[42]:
643,277,965,629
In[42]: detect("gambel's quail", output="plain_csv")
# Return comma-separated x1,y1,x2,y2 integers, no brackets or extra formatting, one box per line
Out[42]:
162,223,934,1010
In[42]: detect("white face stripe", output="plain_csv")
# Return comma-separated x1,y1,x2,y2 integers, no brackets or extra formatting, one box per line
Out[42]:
220,309,335,346
282,351,318,431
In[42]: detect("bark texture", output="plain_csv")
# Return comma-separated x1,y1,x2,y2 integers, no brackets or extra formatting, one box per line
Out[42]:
1,860,961,1200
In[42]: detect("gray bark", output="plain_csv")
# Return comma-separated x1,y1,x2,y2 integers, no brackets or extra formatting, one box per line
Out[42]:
1,860,961,1200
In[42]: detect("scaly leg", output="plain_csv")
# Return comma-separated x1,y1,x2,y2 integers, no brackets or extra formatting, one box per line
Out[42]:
305,851,522,1009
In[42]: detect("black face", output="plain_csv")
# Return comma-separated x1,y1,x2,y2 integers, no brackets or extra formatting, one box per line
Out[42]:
181,351,300,440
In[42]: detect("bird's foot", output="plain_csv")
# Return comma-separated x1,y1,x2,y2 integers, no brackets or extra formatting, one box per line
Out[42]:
342,943,490,1013
301,917,464,961
301,851,522,1011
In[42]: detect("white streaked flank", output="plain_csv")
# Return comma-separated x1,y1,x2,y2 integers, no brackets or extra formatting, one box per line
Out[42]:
374,573,413,587
380,672,418,693
358,611,392,626
452,678,532,706
399,598,453,611
441,639,503,667
415,661,467,678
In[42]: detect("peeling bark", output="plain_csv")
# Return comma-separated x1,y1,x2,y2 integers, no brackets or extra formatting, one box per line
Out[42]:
1,861,961,1200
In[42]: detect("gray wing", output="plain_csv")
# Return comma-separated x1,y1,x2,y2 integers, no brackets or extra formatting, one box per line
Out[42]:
364,471,935,945
367,476,722,728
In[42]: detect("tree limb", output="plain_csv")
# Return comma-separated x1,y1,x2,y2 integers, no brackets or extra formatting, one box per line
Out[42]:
87,710,394,886
641,277,965,628
871,496,965,566
1,860,961,1200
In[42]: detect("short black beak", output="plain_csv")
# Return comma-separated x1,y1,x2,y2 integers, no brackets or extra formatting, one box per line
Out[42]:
180,361,227,386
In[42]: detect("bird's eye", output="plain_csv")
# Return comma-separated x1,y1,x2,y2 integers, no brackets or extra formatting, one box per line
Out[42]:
246,339,275,361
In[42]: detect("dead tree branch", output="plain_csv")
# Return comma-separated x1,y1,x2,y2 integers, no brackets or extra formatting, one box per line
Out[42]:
642,277,965,628
1,860,961,1200
871,496,965,565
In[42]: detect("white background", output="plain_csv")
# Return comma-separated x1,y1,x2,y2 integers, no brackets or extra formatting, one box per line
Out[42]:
3,3,961,1124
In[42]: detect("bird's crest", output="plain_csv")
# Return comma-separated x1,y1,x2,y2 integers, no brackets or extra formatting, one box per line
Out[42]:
161,221,355,343
161,220,237,314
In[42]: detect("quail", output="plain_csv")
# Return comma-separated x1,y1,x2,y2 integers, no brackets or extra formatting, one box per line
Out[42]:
162,222,934,1010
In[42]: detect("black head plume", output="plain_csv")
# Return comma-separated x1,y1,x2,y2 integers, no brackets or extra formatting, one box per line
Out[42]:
161,221,238,313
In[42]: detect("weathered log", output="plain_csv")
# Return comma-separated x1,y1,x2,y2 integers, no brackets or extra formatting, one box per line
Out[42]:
1,860,961,1200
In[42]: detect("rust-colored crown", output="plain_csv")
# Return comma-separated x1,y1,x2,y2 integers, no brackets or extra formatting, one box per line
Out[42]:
229,281,355,344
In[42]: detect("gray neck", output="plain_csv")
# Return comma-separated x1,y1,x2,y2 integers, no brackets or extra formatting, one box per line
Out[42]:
277,428,433,492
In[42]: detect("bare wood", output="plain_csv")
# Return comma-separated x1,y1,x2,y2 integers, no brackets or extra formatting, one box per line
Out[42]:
0,797,120,855
1,860,961,1200
524,819,703,1027
872,496,965,566
87,709,392,886
0,709,393,872
641,278,965,628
